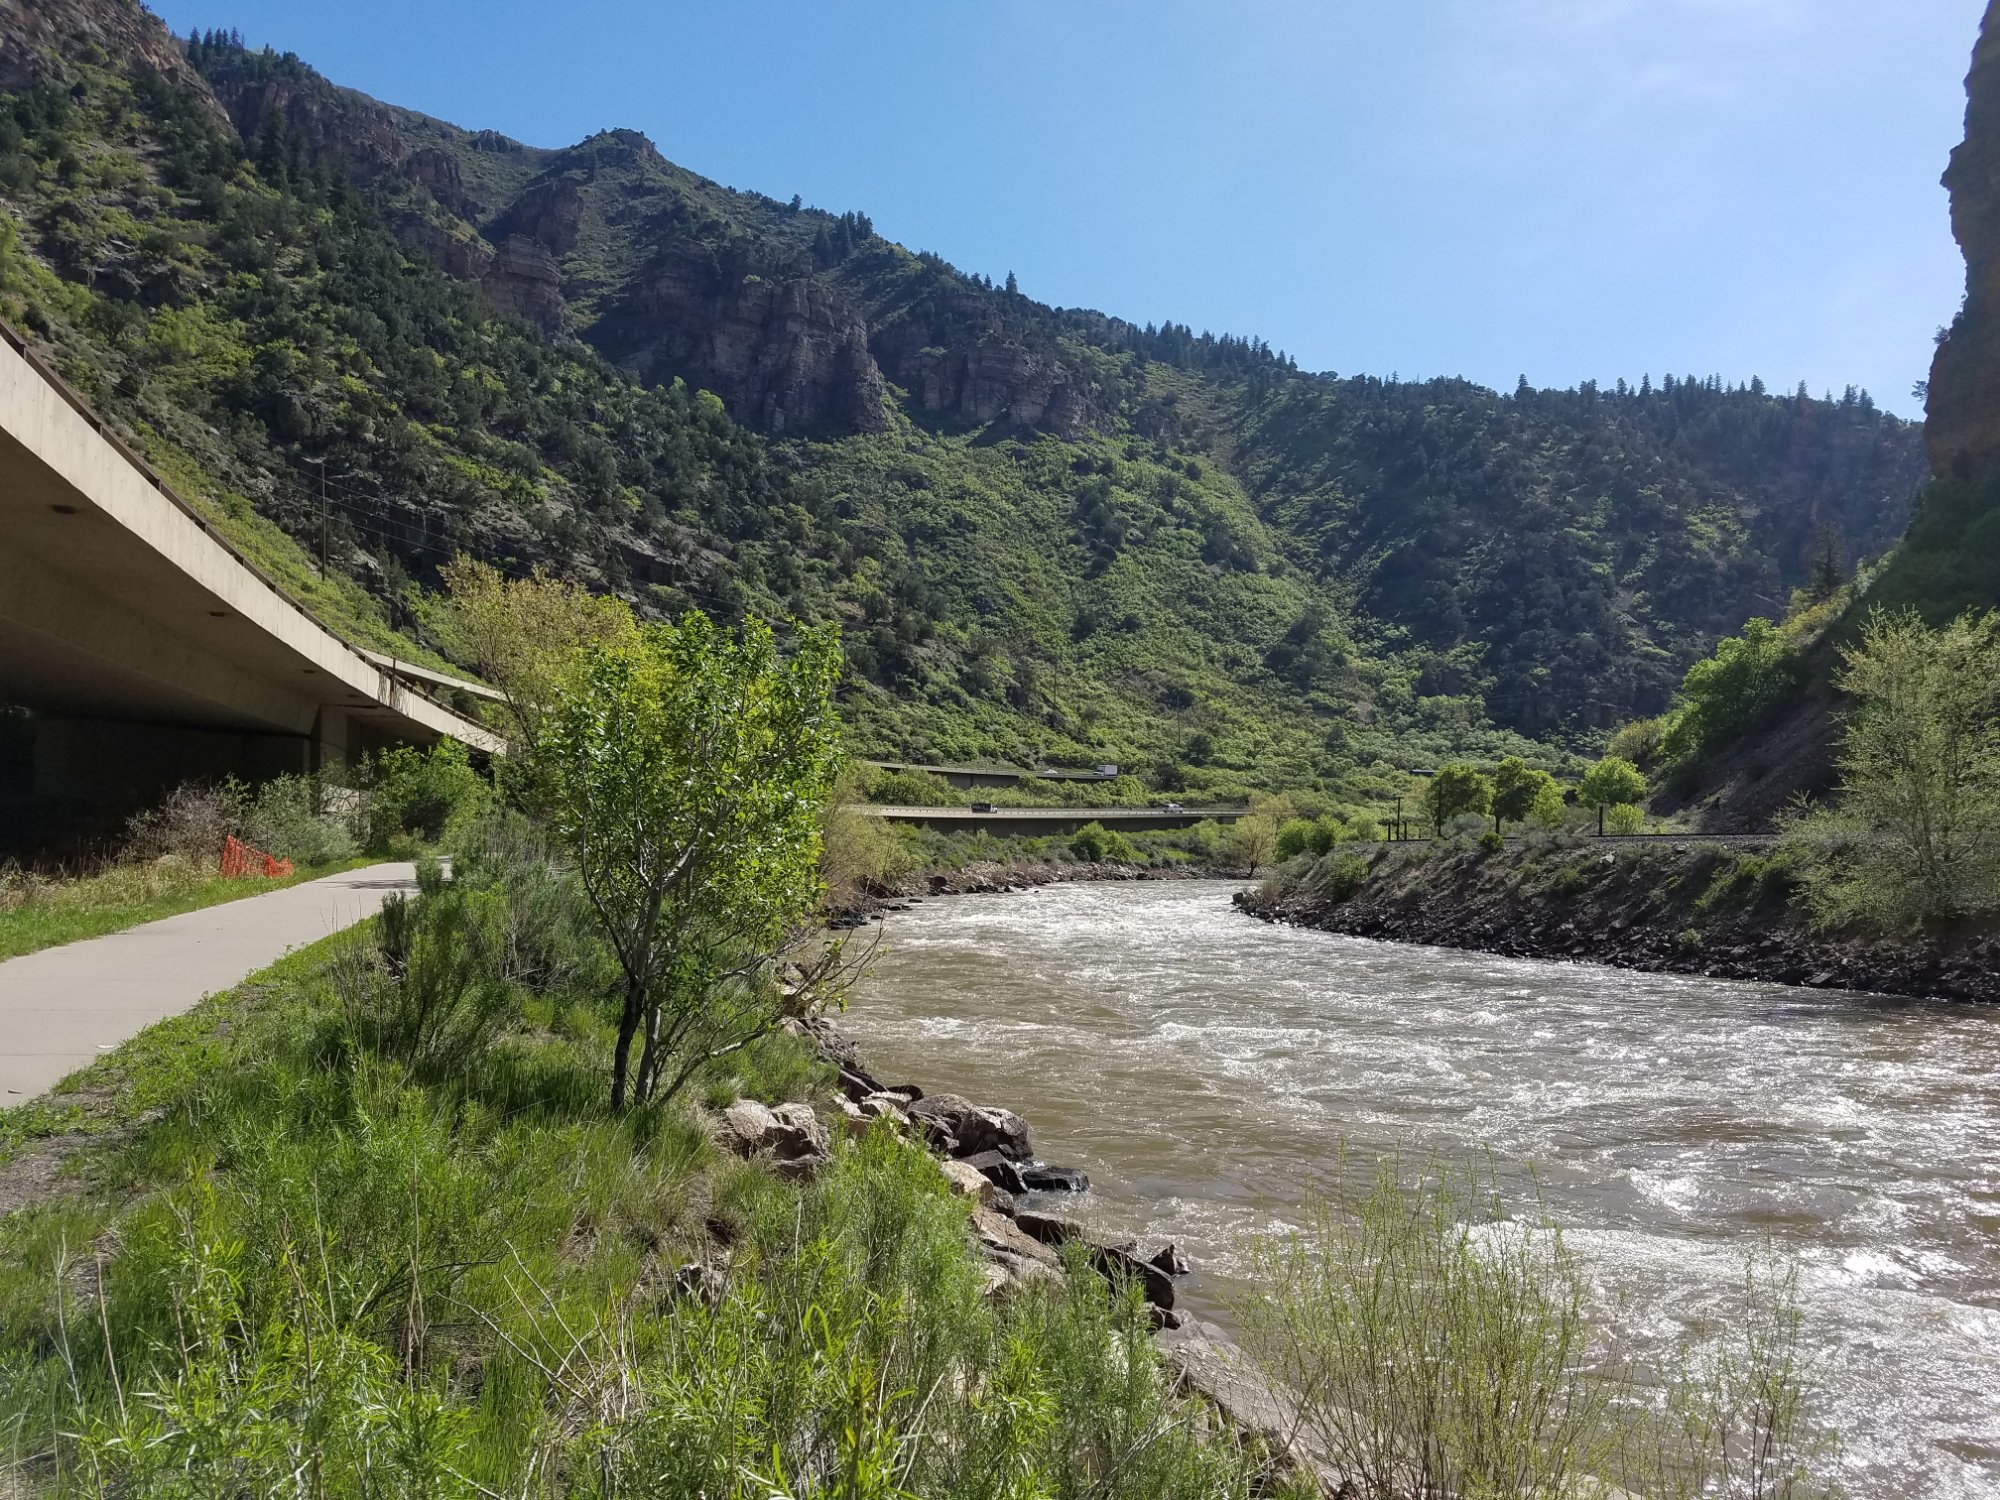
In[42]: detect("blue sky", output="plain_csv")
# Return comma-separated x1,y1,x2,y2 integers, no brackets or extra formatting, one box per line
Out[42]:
152,0,1982,417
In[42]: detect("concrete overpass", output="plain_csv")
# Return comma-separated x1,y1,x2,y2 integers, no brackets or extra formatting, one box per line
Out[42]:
0,320,500,820
862,758,1122,792
861,804,1244,837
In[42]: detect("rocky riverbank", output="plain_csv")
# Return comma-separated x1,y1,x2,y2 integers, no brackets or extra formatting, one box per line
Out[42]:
1237,837,2000,1003
751,1007,1337,1486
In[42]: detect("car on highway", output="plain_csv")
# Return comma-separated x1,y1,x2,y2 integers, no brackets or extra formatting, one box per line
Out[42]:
970,801,997,813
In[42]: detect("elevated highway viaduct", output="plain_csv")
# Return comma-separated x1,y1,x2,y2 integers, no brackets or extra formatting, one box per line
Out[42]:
0,321,499,841
860,805,1244,837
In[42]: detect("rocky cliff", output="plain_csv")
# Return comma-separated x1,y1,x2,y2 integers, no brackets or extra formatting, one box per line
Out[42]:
1928,0,2000,478
0,0,220,117
181,47,1076,440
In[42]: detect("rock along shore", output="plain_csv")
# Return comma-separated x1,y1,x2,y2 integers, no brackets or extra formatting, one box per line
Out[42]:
734,986,1340,1487
1237,839,2000,1004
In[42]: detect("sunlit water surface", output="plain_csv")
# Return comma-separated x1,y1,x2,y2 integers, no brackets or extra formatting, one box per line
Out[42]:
843,881,2000,1499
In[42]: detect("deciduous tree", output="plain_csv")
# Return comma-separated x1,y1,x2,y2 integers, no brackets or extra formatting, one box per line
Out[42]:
536,613,842,1110
1785,608,2000,928
1578,756,1647,835
1421,764,1492,836
1490,757,1557,833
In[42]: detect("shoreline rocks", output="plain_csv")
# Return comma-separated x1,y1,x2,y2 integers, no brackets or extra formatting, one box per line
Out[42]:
1238,845,2000,1005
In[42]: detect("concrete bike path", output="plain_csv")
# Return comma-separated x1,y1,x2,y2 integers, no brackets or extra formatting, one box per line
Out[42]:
0,861,417,1104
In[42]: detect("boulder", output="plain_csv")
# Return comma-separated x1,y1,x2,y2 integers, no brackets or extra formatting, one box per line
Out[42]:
1156,1320,1347,1493
721,1099,828,1165
1013,1210,1084,1249
938,1159,995,1206
908,1093,1032,1160
971,1207,1061,1270
1019,1164,1090,1193
857,1092,913,1125
959,1149,1028,1194
1091,1243,1176,1311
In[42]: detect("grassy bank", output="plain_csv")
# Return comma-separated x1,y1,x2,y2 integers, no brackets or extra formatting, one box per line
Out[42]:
0,857,369,963
0,851,1260,1498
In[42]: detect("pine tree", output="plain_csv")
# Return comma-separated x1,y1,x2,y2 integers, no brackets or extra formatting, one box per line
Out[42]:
1004,270,1018,295
1804,522,1847,603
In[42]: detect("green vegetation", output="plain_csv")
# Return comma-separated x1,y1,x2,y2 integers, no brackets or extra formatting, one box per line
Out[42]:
0,22,1929,794
1239,1156,1836,1500
1420,763,1492,836
1578,756,1648,834
1658,618,1803,767
0,854,358,961
1782,608,2000,930
0,753,491,962
534,614,842,1110
0,883,1259,1498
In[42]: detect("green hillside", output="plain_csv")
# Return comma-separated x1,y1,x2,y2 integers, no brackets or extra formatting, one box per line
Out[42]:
0,6,1930,796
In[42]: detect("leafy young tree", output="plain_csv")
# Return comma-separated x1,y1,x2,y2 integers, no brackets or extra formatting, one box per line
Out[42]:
1660,619,1800,766
1578,756,1647,835
536,613,842,1110
1489,757,1557,833
1528,776,1569,829
1420,764,1492,836
1785,608,2000,929
432,557,639,748
1231,812,1279,874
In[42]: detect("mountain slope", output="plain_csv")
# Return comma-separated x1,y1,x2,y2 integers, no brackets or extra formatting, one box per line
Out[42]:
0,0,1930,789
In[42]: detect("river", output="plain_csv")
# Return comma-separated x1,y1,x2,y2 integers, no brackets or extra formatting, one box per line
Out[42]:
842,880,2000,1499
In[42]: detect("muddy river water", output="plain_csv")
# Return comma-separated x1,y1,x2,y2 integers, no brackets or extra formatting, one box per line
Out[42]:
843,880,2000,1498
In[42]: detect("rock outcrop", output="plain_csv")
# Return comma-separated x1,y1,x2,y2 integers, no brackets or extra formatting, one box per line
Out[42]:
1928,0,2000,479
0,0,226,124
607,266,888,434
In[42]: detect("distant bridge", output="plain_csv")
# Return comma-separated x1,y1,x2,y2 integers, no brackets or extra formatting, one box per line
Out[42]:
859,804,1244,836
0,320,499,820
862,758,1123,792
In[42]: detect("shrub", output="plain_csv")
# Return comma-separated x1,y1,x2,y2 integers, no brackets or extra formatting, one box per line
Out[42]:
1782,607,2000,930
1660,618,1801,765
333,881,517,1081
1605,802,1646,835
1276,815,1318,861
242,772,357,865
861,767,963,806
1310,849,1371,902
1238,1154,1839,1500
1607,715,1670,771
362,740,491,851
1479,828,1505,853
123,779,246,864
1070,820,1138,863
1239,1156,1608,1500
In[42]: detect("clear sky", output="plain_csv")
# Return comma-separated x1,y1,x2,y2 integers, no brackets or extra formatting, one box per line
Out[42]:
150,0,1984,418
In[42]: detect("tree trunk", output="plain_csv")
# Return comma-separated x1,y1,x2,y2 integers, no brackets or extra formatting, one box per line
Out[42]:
1597,804,1605,836
610,979,644,1112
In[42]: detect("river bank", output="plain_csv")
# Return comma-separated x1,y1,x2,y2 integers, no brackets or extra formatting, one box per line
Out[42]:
1235,836,2000,1003
841,880,2000,1497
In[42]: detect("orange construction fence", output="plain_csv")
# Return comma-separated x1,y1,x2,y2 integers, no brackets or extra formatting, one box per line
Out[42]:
220,835,294,879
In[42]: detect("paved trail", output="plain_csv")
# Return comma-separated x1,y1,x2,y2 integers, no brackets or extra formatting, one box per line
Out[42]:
0,862,416,1104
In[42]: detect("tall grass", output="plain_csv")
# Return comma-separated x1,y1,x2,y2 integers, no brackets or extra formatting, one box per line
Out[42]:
0,851,1259,1498
1237,1155,1840,1500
